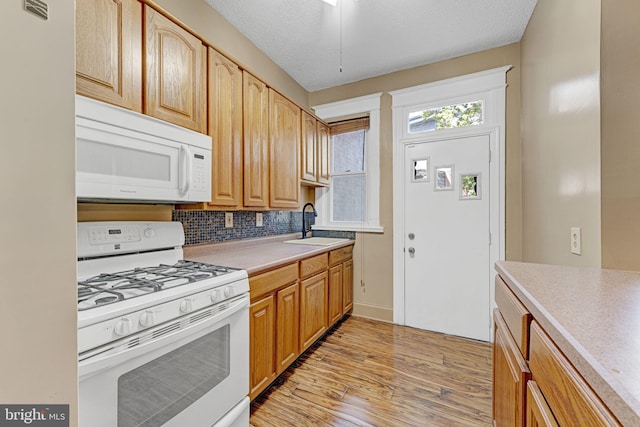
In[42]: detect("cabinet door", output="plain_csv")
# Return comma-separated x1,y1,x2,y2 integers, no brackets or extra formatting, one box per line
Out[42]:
249,295,276,400
328,264,343,325
493,309,530,427
299,272,328,351
301,111,317,182
269,90,300,208
144,6,206,133
76,0,142,111
243,72,269,208
276,283,299,374
208,48,243,208
342,259,354,313
317,121,331,185
528,322,621,426
526,381,559,427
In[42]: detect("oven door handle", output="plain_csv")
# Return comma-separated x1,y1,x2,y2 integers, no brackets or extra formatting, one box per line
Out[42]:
79,295,249,380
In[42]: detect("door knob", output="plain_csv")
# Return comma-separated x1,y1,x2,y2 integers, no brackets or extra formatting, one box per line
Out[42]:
408,233,415,240
408,247,415,255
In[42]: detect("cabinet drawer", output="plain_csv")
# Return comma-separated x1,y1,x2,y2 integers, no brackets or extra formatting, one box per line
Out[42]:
299,253,328,279
329,245,353,266
495,275,531,358
529,322,621,426
250,263,298,301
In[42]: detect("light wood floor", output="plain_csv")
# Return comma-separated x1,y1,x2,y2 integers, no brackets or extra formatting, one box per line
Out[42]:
250,315,493,426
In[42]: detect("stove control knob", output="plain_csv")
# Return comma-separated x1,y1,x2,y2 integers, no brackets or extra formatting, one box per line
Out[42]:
210,289,221,303
180,298,193,314
224,286,234,298
143,228,155,238
114,318,132,336
139,310,156,328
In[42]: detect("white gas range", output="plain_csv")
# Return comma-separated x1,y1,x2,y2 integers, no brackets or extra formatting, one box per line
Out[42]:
77,221,249,427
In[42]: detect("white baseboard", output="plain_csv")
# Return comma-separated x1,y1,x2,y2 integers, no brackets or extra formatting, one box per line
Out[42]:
352,303,393,323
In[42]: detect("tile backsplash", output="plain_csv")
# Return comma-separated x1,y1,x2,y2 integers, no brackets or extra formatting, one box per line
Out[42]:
172,210,354,245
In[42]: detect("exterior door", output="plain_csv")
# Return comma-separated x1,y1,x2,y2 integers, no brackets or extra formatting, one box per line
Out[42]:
404,133,491,341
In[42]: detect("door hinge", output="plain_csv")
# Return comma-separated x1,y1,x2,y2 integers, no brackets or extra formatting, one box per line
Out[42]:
489,232,492,245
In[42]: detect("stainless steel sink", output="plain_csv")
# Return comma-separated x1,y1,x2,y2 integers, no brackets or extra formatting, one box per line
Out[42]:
282,237,350,246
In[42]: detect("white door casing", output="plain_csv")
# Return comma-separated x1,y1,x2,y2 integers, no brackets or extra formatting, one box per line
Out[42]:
404,133,492,341
391,66,510,341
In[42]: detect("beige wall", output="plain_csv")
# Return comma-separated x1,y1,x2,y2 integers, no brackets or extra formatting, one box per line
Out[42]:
309,44,522,321
0,1,78,424
150,0,309,108
520,0,602,267
601,0,640,270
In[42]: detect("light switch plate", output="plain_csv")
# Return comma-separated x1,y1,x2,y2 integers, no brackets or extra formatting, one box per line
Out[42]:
570,227,581,255
225,212,233,228
256,212,263,227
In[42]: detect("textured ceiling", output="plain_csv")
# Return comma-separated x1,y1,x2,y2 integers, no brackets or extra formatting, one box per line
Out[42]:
204,0,538,92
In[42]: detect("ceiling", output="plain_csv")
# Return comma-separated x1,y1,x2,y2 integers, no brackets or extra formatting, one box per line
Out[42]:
204,0,538,92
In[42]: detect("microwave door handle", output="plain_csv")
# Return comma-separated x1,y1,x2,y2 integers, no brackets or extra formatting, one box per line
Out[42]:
179,144,192,195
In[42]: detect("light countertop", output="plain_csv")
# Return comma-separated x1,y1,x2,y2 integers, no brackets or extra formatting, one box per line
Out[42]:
495,261,640,425
183,233,354,276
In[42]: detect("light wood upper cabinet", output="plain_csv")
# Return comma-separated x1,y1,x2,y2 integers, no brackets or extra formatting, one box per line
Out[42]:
243,72,270,208
76,0,142,112
208,48,243,208
317,121,331,185
144,5,206,133
269,90,300,209
301,111,317,183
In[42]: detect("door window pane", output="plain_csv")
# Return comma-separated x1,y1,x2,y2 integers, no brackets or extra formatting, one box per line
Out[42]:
408,100,483,134
460,173,481,199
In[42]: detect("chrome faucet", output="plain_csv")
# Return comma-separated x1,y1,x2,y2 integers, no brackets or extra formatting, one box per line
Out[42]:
301,202,318,239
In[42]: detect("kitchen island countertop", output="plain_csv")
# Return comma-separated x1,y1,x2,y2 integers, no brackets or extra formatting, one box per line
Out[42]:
183,233,354,276
496,261,640,426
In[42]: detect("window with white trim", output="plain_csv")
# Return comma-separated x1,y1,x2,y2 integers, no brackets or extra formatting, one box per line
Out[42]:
312,93,383,233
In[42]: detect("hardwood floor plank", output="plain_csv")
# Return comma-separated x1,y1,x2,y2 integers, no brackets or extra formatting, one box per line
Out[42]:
251,315,493,426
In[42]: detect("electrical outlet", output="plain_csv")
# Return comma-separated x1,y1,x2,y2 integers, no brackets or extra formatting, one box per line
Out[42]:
256,212,263,227
570,227,581,255
225,212,233,228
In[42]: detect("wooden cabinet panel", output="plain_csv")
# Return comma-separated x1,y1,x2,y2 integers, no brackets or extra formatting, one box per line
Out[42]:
276,283,299,374
300,271,328,351
493,309,530,427
250,294,276,400
299,253,328,279
269,90,300,208
301,111,317,182
343,259,353,313
208,48,243,208
243,72,269,208
250,263,298,301
529,322,621,426
329,245,353,266
526,381,559,427
328,264,343,325
317,121,331,185
495,276,532,358
76,0,142,111
144,6,206,133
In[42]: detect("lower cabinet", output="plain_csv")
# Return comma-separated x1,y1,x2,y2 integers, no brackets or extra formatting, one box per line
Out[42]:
249,245,354,400
249,294,276,399
494,274,622,427
299,271,328,351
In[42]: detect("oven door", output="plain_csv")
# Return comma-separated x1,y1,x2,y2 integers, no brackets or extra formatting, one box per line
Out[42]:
79,294,249,427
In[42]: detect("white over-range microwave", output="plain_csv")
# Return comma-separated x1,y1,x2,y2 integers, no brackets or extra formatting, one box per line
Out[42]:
76,95,212,204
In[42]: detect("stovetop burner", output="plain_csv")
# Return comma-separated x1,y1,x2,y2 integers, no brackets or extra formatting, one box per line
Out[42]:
78,260,237,311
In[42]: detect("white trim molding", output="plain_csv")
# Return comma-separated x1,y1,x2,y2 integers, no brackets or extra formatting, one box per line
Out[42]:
390,66,510,334
312,93,383,233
